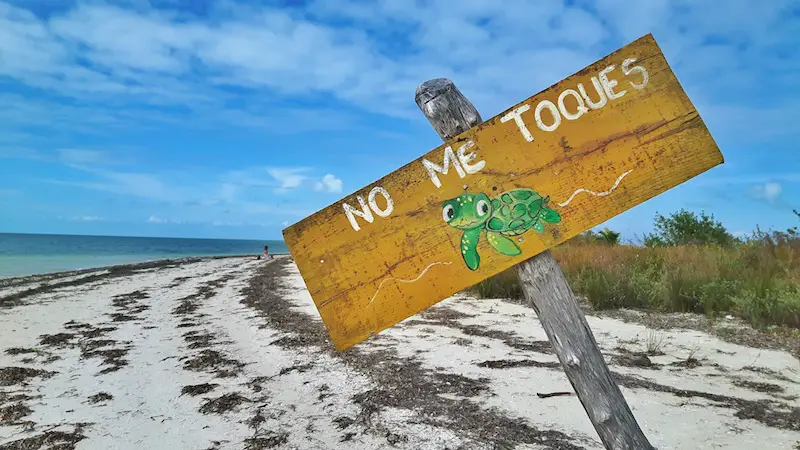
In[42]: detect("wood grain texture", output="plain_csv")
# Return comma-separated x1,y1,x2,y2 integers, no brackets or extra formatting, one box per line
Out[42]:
415,78,482,138
283,34,724,351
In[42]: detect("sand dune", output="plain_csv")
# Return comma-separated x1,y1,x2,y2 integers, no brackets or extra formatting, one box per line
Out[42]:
1,256,798,449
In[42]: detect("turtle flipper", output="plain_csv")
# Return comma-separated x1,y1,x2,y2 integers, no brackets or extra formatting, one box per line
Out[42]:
532,221,545,233
486,231,522,256
460,228,482,271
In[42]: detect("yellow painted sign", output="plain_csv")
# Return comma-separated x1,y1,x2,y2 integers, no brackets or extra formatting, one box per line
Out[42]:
283,34,724,351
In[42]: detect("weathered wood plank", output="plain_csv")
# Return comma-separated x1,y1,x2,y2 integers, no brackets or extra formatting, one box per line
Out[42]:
283,34,723,351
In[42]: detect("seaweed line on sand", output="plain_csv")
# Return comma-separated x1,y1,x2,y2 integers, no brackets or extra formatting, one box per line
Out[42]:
0,258,210,308
240,258,586,449
243,258,800,439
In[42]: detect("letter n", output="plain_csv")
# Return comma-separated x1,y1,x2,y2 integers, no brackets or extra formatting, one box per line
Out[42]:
343,196,373,232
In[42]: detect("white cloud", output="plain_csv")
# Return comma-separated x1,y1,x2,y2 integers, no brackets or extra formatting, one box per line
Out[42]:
58,149,120,166
226,167,344,195
41,155,320,225
693,173,800,189
147,215,182,224
3,0,799,237
2,147,130,167
314,174,343,193
49,167,183,202
267,168,310,191
0,147,47,160
749,182,783,203
0,0,797,130
71,215,105,222
212,220,242,226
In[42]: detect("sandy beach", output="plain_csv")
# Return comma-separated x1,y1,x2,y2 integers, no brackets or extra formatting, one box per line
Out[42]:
0,256,798,449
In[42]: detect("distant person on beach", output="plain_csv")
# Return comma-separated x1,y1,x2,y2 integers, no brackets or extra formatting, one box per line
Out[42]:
257,245,274,260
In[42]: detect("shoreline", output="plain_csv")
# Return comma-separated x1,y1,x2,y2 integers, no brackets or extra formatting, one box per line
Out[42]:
0,253,291,285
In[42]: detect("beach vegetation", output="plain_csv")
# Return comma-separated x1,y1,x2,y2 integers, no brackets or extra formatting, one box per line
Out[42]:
468,209,800,331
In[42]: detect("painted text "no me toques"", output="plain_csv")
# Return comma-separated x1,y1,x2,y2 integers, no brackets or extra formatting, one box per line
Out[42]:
500,58,648,142
342,57,650,232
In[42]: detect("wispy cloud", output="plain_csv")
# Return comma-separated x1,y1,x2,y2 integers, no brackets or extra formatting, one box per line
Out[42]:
267,168,311,192
693,173,800,187
749,182,783,203
147,215,182,224
58,149,123,166
44,167,184,202
0,147,47,160
224,167,315,192
1,0,797,145
71,215,106,222
2,0,798,238
1,147,128,166
223,166,343,195
35,154,334,228
314,174,343,193
1,0,793,125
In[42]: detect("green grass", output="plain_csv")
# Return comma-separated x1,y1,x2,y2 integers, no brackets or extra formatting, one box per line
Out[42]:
467,237,800,330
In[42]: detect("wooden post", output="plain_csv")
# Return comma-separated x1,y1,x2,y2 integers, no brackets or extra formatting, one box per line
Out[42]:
415,78,656,450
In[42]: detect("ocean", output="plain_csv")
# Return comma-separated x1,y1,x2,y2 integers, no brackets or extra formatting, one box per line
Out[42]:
0,233,288,278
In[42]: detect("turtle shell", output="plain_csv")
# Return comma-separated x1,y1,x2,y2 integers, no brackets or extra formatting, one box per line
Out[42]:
485,189,547,236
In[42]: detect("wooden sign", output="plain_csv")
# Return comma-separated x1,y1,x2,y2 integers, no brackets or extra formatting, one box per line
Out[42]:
283,34,724,351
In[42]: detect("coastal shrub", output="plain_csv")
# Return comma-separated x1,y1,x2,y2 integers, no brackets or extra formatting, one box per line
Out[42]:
697,280,740,316
733,284,800,328
467,236,800,331
598,228,621,245
644,209,736,248
573,266,620,309
464,208,800,332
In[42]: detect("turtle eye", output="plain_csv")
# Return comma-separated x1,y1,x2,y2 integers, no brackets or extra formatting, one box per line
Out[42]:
442,204,455,222
476,199,490,217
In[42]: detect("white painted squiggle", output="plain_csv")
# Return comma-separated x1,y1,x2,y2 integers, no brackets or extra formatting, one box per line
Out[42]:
558,170,633,207
368,261,453,306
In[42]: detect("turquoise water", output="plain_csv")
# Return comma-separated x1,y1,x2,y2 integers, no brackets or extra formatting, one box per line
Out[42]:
0,233,288,278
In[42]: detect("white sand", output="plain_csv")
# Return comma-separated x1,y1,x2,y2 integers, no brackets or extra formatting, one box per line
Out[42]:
389,296,800,449
1,257,798,449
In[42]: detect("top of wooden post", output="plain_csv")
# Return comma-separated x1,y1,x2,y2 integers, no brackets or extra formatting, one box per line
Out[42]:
414,78,482,140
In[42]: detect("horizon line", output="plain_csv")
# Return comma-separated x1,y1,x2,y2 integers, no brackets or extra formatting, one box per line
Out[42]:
0,231,287,242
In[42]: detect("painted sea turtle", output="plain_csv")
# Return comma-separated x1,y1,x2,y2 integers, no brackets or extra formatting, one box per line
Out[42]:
442,188,561,270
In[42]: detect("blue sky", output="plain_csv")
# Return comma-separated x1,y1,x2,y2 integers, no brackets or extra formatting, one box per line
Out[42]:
0,0,798,241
